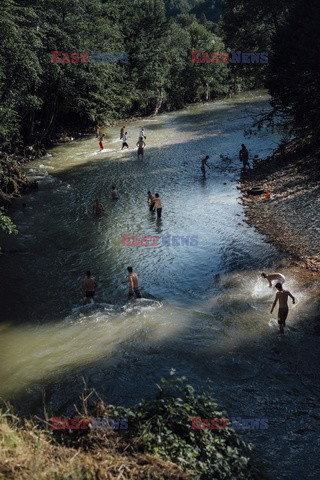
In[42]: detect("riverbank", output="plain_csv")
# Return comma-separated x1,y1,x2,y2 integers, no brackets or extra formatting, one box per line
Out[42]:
240,142,320,333
0,379,268,480
240,141,320,274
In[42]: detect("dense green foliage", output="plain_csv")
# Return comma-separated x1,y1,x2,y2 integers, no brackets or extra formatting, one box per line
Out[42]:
111,377,268,479
0,0,318,235
0,0,230,153
267,0,320,141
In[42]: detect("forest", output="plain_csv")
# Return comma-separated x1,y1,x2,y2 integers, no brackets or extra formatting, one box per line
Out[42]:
0,0,319,230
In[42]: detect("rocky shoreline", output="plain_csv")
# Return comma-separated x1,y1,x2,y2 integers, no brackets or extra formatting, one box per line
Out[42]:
240,141,320,274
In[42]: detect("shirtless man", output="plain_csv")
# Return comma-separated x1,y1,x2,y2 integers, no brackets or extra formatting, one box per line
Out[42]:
261,272,285,288
93,198,104,215
82,271,96,304
270,283,295,334
122,266,142,298
136,137,146,159
201,155,210,178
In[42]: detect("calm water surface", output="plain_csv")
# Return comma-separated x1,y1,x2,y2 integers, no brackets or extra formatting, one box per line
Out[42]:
0,92,319,480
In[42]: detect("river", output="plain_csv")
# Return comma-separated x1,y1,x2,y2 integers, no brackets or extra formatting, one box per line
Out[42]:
0,91,319,480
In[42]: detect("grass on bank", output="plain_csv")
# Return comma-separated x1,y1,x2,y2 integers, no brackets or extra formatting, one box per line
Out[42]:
0,377,270,480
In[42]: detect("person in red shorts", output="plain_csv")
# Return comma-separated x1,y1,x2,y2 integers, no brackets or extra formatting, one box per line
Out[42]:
99,134,105,151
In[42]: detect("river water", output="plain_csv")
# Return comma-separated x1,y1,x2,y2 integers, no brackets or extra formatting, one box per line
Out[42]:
0,92,319,480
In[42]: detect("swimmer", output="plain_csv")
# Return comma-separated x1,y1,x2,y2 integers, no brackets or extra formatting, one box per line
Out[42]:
122,266,142,298
201,155,210,178
121,132,129,149
261,272,285,288
99,134,105,151
111,186,119,199
136,136,146,159
147,191,155,212
82,270,97,304
270,283,295,334
93,198,104,215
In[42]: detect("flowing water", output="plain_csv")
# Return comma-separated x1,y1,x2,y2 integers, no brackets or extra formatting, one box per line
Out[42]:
0,92,319,480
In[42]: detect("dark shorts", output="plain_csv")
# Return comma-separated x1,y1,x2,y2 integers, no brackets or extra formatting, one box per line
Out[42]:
138,147,144,155
129,287,141,299
149,202,155,212
86,291,95,298
201,165,205,174
122,142,128,148
156,207,162,218
278,307,288,324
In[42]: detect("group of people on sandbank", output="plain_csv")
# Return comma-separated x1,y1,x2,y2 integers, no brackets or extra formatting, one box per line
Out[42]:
261,271,295,334
82,267,141,303
97,125,146,159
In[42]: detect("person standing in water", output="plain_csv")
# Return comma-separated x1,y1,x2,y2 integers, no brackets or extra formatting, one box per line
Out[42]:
121,132,129,149
93,198,104,215
239,144,249,169
147,191,155,212
95,124,101,138
82,271,97,304
136,136,146,159
111,186,119,199
154,193,162,218
139,127,146,139
122,266,142,298
201,155,210,178
99,134,105,151
261,272,285,288
270,283,295,334
120,126,125,140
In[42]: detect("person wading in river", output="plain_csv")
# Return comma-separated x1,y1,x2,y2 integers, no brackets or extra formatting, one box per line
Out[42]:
270,283,295,334
147,191,155,212
154,193,162,218
111,186,119,199
201,155,210,178
136,136,146,159
239,144,249,169
121,132,129,150
82,271,97,304
122,266,141,298
99,134,105,151
261,272,285,288
93,198,104,215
